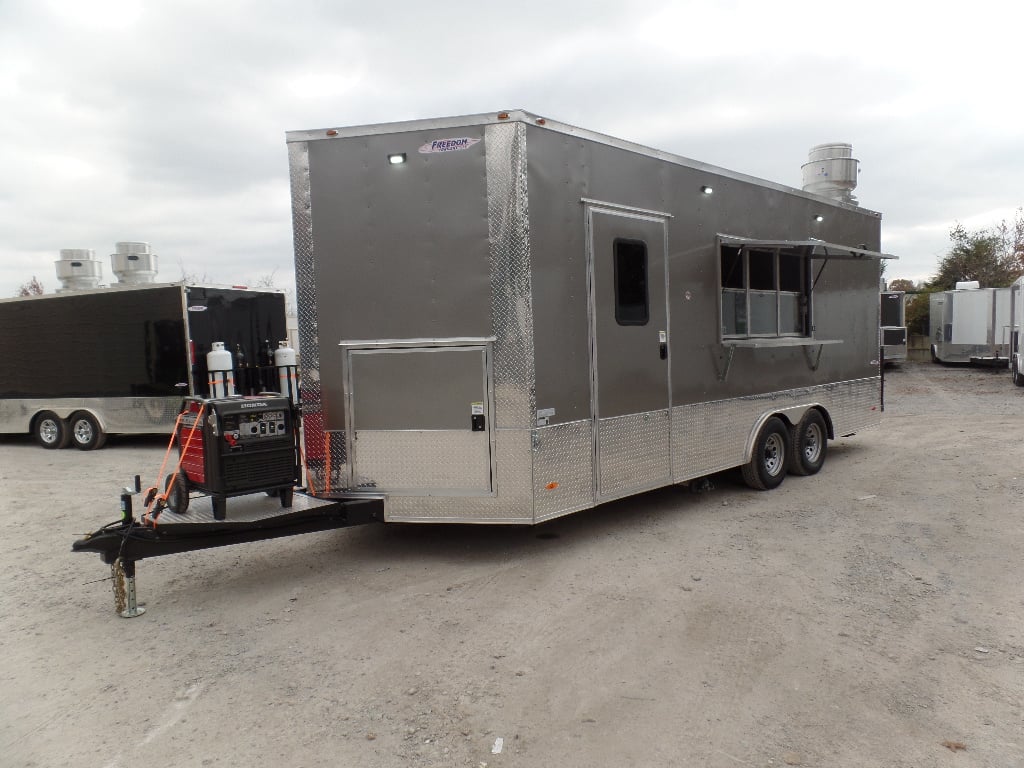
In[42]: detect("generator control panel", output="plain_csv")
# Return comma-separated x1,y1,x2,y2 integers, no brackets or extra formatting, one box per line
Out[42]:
222,409,288,442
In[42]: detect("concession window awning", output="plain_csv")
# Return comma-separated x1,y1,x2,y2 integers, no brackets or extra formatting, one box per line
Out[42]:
717,235,897,261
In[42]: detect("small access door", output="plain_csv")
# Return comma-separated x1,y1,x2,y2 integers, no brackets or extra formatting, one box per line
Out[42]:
343,342,494,495
586,204,672,501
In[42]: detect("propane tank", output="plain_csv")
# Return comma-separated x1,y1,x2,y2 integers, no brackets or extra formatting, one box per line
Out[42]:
207,341,236,398
274,341,298,405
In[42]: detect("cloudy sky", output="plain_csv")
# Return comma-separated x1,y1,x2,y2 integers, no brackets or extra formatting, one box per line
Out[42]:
1,0,1020,298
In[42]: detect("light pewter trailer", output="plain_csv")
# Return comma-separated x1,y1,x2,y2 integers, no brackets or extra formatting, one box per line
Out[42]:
929,283,1012,365
286,110,892,524
0,284,287,449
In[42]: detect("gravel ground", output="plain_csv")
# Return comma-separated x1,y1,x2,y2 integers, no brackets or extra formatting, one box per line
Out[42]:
1,361,1022,768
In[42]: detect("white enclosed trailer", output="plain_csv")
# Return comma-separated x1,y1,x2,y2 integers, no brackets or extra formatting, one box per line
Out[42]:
286,110,893,524
929,282,1012,365
1010,276,1024,385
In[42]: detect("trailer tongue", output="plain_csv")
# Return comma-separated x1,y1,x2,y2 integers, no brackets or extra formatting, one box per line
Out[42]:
72,492,382,617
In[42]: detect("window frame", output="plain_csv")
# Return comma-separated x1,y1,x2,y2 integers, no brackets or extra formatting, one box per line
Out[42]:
613,237,650,327
719,243,810,340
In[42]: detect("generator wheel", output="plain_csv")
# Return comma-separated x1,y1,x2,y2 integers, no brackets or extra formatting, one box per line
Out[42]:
69,411,106,451
164,472,190,515
788,410,828,476
34,411,69,449
741,417,790,491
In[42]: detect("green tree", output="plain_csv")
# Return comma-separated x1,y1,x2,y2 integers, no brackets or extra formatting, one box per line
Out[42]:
932,212,1023,290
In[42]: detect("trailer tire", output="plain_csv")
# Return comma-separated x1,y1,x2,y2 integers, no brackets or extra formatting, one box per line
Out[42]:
34,411,70,449
69,411,106,451
1013,361,1024,387
164,473,190,515
741,417,790,491
788,410,828,476
279,487,293,508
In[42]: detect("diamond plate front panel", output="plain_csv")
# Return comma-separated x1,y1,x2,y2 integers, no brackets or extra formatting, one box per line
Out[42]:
672,377,881,481
386,428,534,523
486,121,535,431
352,430,492,493
534,420,594,522
597,410,671,500
288,141,347,488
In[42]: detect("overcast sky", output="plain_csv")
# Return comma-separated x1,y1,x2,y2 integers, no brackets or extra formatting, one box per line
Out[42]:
2,0,1021,298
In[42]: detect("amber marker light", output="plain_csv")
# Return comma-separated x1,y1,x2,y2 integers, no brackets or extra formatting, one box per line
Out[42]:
545,482,559,490
497,112,510,120
326,129,339,136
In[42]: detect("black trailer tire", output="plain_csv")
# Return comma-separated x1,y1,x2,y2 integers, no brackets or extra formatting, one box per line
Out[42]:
788,410,828,476
69,411,106,451
741,417,790,491
1013,361,1024,387
279,487,294,508
34,411,70,449
164,473,190,515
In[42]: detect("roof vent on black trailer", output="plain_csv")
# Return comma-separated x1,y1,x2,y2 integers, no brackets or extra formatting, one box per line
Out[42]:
111,241,158,284
801,143,859,205
55,248,103,292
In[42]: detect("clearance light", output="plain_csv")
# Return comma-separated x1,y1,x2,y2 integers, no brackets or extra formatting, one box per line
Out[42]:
388,153,407,165
701,185,713,195
545,482,559,490
813,214,824,222
326,129,338,136
497,112,510,120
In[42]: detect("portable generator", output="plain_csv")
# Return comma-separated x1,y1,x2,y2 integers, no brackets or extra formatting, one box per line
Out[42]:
167,394,298,519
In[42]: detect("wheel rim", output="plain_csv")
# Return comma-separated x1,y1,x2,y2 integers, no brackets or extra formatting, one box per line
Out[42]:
40,419,60,444
764,433,785,476
802,422,823,464
73,419,93,444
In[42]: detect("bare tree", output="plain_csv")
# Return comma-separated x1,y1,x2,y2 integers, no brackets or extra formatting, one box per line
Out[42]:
16,276,44,296
887,278,916,292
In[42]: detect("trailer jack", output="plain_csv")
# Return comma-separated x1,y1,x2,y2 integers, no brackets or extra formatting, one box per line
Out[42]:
73,493,384,618
112,558,145,618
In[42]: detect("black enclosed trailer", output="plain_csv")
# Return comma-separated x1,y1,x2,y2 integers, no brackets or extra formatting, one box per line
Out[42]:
0,284,287,449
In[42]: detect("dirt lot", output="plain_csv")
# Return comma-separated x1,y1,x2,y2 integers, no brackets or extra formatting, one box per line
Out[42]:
1,362,1022,768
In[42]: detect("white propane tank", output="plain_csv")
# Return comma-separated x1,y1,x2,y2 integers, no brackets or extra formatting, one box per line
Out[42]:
207,341,236,398
274,341,298,404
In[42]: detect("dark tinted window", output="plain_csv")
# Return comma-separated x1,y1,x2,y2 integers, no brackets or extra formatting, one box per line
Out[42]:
614,239,649,326
748,249,775,290
779,252,803,292
720,246,745,289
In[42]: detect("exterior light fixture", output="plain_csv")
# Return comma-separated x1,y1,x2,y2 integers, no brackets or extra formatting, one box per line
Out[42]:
813,214,824,222
701,185,713,195
388,153,407,165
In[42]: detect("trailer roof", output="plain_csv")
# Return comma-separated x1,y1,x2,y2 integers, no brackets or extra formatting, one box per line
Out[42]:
718,235,896,261
286,109,881,218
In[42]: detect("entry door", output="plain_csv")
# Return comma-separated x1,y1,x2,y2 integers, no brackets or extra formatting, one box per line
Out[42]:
586,206,671,500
